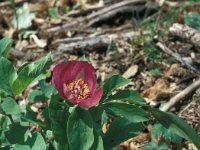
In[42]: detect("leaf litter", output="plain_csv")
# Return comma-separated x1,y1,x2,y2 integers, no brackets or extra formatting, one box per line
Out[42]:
0,0,200,149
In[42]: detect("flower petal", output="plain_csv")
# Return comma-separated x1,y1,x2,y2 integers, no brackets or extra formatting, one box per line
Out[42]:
52,63,66,97
62,61,97,92
52,61,102,108
78,87,103,108
62,61,85,84
63,84,82,104
84,64,97,93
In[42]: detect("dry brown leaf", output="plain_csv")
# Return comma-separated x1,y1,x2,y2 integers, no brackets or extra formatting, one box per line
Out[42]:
142,78,172,104
122,65,138,79
165,63,187,78
29,3,50,12
119,133,149,150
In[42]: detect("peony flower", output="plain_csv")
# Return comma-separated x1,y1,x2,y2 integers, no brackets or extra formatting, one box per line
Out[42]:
52,61,103,108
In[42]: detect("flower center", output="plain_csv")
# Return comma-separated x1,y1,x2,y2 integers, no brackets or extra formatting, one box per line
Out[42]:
67,79,90,100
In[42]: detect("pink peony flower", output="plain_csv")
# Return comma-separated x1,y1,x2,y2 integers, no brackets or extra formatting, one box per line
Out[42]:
52,61,103,108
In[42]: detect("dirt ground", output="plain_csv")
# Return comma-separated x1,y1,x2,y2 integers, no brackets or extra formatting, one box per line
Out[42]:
0,0,200,149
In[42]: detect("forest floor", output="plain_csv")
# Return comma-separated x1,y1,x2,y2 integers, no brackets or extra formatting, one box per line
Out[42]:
0,0,200,149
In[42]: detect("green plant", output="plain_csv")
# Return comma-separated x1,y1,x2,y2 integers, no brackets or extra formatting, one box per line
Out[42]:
144,42,163,62
153,123,182,143
48,7,59,19
144,142,171,150
0,37,200,150
139,5,189,63
166,57,176,64
107,40,118,56
149,68,162,78
185,12,200,32
11,3,35,30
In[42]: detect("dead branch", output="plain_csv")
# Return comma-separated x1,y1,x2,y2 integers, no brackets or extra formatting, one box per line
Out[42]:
169,23,200,48
160,78,200,112
53,37,85,44
87,5,146,27
66,2,105,17
66,6,104,17
156,42,199,72
47,0,147,33
53,24,133,44
57,31,149,52
86,0,146,20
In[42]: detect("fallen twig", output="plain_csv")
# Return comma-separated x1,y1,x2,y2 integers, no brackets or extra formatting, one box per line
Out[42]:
160,78,200,112
47,0,147,33
156,42,198,72
87,5,146,27
169,23,200,48
57,31,149,52
87,0,146,20
53,24,133,44
66,3,104,17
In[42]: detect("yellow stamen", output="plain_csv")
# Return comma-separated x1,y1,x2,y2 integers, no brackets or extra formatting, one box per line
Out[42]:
67,79,90,100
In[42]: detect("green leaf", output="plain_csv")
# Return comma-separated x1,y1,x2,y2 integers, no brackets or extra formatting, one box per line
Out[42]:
22,105,38,123
48,7,59,19
0,57,17,95
12,52,52,95
5,122,28,144
89,106,104,122
14,144,30,150
153,123,182,143
12,3,35,30
144,142,171,150
1,97,20,115
0,115,8,129
0,37,12,57
103,102,149,123
103,117,143,149
148,107,200,149
41,108,52,130
50,109,68,145
49,93,69,146
28,90,48,103
0,122,9,145
79,55,88,61
39,80,55,98
12,132,46,150
67,107,94,150
102,75,131,100
90,130,103,150
106,89,146,105
26,132,46,150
